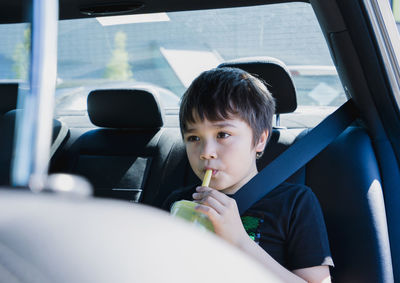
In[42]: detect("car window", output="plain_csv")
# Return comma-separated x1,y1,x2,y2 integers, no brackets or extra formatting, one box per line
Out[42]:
1,2,346,128
0,23,30,83
390,0,400,37
391,0,400,25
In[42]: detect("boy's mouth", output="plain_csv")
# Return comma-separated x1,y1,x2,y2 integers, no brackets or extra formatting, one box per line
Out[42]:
204,168,218,176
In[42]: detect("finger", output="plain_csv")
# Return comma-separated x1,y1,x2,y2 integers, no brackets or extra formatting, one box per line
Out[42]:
192,192,202,200
194,189,225,205
196,186,211,193
202,188,231,207
195,187,236,209
194,203,221,223
199,193,225,215
193,191,224,213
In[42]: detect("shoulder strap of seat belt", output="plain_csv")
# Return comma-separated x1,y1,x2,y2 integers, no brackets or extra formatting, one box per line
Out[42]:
232,99,358,215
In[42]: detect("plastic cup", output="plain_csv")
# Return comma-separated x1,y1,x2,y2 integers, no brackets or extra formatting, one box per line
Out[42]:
171,200,214,232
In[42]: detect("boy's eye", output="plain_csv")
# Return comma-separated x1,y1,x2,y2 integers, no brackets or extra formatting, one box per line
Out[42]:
186,135,200,142
217,132,231,139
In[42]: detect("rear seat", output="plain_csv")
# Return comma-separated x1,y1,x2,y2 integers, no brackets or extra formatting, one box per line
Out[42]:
153,57,392,282
48,57,392,282
216,58,392,282
0,110,69,186
0,82,69,186
51,88,181,203
307,127,392,282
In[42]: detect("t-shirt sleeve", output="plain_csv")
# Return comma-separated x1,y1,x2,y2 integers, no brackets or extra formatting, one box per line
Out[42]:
161,185,196,212
286,188,334,270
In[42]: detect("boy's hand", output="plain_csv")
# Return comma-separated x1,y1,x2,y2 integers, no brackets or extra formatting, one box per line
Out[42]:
193,186,249,247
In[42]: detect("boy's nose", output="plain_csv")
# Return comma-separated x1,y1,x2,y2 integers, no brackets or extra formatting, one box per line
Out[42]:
200,141,217,160
200,152,217,160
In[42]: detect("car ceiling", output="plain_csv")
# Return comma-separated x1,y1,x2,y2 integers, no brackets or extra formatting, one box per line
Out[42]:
0,0,306,23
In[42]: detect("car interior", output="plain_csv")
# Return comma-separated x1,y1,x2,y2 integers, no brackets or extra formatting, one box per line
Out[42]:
1,0,400,282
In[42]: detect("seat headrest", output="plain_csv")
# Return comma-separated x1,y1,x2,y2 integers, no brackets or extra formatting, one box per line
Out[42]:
218,57,297,114
87,89,164,128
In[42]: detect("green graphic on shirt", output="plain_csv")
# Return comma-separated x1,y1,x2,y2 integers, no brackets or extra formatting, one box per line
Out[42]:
241,216,261,241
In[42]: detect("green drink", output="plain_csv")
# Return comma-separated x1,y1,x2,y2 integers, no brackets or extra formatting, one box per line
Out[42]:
171,200,214,232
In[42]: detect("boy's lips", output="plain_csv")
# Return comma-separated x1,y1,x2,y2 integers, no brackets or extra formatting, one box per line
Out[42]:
204,168,218,175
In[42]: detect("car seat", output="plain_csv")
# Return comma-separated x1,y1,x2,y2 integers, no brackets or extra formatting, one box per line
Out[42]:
0,109,69,186
57,88,181,203
220,57,393,282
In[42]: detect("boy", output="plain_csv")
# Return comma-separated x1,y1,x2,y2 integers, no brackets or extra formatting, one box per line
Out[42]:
163,67,333,282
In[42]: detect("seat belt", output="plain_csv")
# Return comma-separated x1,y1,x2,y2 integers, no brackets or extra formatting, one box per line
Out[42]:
232,99,358,215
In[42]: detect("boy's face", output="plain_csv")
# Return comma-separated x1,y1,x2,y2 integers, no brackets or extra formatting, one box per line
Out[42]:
183,114,267,194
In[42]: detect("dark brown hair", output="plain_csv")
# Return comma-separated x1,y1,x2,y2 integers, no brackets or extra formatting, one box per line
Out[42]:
179,67,275,146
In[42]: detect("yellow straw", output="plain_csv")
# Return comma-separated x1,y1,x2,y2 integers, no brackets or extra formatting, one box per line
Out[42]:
202,169,212,187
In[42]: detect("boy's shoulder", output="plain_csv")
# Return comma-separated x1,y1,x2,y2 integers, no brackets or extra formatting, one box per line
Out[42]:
268,182,312,198
250,182,318,212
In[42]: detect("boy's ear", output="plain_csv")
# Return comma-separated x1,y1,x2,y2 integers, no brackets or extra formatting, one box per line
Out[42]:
255,130,269,152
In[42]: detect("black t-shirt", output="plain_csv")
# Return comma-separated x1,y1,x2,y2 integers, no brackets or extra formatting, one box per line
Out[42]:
163,182,334,270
